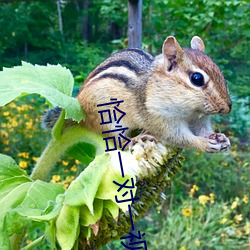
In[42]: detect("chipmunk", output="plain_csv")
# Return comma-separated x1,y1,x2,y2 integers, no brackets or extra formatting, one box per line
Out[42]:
43,36,232,153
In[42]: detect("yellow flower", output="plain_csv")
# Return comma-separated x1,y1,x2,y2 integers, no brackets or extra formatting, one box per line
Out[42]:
234,214,243,224
51,175,61,183
236,229,242,237
189,184,199,197
63,182,69,189
75,159,81,165
209,193,215,204
220,217,228,224
26,239,32,244
18,152,30,159
194,238,201,247
32,157,39,162
3,111,9,116
231,198,240,209
3,138,9,145
17,105,30,112
26,121,33,129
182,207,192,217
243,195,248,204
179,247,186,250
19,161,28,169
244,221,250,234
11,119,18,127
9,102,16,108
0,130,8,138
70,165,77,172
66,176,75,182
221,232,227,238
221,162,228,167
198,195,210,206
62,160,69,166
232,150,237,156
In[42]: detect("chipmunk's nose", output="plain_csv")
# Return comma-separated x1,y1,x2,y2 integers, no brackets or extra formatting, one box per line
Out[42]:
219,101,232,114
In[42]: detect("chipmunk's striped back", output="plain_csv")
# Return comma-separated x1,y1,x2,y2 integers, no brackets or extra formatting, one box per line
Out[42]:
83,48,155,89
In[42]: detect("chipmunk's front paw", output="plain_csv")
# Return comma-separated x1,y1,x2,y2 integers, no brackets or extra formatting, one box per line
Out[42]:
206,133,230,152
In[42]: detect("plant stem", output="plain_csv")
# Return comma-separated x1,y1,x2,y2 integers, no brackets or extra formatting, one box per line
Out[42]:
10,232,25,250
30,126,106,181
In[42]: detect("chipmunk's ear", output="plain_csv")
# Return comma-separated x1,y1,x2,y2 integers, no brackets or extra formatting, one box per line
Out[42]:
162,36,184,63
191,36,205,52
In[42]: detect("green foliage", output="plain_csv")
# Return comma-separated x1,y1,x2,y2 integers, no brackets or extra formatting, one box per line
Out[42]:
214,96,250,139
177,147,250,203
0,1,249,249
66,142,96,165
0,154,64,249
142,0,250,99
0,62,84,121
0,0,249,99
144,197,249,249
61,42,110,86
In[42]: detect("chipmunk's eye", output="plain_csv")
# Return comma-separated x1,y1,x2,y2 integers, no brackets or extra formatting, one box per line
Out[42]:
190,72,204,87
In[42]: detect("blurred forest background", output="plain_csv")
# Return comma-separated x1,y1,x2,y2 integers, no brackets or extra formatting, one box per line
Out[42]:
0,0,249,249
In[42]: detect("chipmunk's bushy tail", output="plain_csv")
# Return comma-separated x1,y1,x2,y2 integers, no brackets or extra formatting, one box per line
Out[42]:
41,106,62,130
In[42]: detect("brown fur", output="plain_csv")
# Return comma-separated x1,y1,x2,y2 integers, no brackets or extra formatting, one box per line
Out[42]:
77,36,232,152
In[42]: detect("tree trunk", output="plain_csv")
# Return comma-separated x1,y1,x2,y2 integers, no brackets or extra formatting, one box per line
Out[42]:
56,0,63,36
82,0,89,41
128,0,142,49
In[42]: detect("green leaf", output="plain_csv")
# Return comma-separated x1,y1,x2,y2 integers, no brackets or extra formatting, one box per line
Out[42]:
3,210,32,237
0,176,32,201
64,154,110,213
80,226,92,240
0,154,30,181
79,199,103,227
56,205,80,250
0,181,65,238
0,231,10,250
0,182,33,218
26,198,63,222
95,159,136,213
45,220,56,249
66,142,96,165
0,182,33,248
103,200,119,219
64,151,137,214
20,181,64,213
0,62,85,122
0,154,65,245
